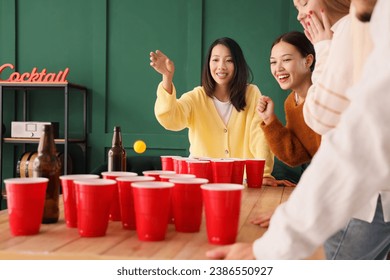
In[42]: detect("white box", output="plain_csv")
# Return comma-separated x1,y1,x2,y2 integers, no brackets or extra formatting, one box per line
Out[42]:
11,122,59,138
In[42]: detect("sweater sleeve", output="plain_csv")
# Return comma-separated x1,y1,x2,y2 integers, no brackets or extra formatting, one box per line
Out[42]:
261,117,312,167
251,120,274,178
154,82,192,131
310,40,331,85
303,16,353,135
248,86,274,178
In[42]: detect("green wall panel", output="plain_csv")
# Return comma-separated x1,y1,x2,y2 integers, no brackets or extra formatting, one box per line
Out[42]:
106,0,201,160
16,0,95,134
107,0,200,133
16,0,94,77
0,0,16,131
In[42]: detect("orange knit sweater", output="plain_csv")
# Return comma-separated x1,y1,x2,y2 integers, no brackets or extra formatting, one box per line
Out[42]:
261,92,321,167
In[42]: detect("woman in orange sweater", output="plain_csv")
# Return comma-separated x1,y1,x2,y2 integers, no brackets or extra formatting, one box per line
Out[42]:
258,31,321,168
253,31,321,226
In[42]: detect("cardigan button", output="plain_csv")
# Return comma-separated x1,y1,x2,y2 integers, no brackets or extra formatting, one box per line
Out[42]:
225,149,229,154
223,128,227,133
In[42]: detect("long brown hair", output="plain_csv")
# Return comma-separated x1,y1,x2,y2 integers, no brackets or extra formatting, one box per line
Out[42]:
324,0,350,21
201,37,253,112
325,0,350,15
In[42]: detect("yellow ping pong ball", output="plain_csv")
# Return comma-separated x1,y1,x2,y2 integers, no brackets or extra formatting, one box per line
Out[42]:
133,140,146,154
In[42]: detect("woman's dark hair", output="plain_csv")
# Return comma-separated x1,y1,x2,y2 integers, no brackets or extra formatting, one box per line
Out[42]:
201,37,253,112
271,31,316,72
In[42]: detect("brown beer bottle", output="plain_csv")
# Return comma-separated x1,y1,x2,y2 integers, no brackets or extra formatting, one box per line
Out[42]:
33,124,61,223
108,126,127,171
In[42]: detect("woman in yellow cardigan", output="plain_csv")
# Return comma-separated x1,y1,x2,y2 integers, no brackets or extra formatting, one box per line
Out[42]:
150,37,293,186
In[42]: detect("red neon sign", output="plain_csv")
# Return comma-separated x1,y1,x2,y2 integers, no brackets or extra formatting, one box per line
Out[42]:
0,63,69,83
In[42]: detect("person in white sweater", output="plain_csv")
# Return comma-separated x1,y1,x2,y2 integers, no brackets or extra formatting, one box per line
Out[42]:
206,0,390,260
299,0,388,259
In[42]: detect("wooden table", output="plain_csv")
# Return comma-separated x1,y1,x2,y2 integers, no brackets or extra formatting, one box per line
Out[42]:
0,186,323,260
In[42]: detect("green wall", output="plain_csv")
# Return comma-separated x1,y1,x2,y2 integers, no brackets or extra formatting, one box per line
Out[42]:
0,0,301,180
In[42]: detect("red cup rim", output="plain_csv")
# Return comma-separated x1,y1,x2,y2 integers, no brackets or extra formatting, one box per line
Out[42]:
176,157,190,161
185,158,200,162
197,157,212,161
60,174,100,180
169,178,209,184
201,183,244,191
4,177,49,184
160,155,175,158
131,181,174,189
228,158,246,162
73,178,117,186
186,160,210,164
101,171,138,177
245,158,266,161
210,159,234,163
116,176,155,182
142,170,176,175
159,174,196,180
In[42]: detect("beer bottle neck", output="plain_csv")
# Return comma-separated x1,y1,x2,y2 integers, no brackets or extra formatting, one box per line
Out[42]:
112,127,123,147
37,125,57,154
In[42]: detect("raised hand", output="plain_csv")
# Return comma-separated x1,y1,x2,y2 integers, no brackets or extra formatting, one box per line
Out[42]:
150,50,175,93
302,10,333,44
257,95,275,125
149,50,175,78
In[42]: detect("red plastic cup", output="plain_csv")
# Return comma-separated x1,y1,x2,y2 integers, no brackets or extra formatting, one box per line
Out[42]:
231,159,246,185
131,181,174,241
159,174,196,182
74,178,116,237
169,178,208,233
4,177,48,236
116,176,155,230
172,156,182,173
211,159,234,183
171,157,190,174
160,156,174,171
186,160,211,180
201,183,244,245
177,157,190,174
59,174,100,228
245,159,266,188
101,171,137,221
197,158,213,183
142,170,175,181
160,173,196,224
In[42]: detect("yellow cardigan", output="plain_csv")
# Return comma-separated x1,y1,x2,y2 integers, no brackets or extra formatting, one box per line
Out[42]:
154,82,274,178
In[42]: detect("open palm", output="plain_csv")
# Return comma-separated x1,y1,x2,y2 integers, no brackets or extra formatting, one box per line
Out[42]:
149,50,175,78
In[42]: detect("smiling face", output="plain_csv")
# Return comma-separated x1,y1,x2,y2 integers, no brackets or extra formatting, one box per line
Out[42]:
209,44,235,88
270,41,312,92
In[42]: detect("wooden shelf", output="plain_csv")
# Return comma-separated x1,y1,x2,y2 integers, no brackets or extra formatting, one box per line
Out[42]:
0,83,88,208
